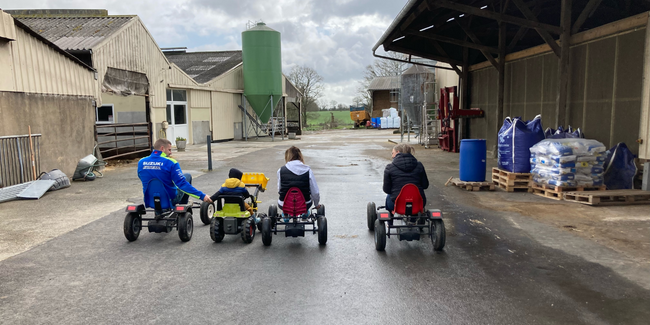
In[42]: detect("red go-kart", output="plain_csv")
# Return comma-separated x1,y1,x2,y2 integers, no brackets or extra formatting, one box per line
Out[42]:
367,184,445,251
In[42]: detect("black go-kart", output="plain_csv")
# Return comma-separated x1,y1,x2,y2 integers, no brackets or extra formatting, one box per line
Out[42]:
260,187,327,246
367,184,445,252
124,179,197,242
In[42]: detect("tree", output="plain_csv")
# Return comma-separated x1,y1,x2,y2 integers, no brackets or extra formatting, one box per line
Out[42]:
356,52,409,108
287,65,324,124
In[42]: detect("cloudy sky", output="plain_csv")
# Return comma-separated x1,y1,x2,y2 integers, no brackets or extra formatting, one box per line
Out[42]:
3,0,408,105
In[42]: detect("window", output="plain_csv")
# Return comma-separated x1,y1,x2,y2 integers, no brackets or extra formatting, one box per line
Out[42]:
390,90,399,103
96,104,114,123
166,89,187,125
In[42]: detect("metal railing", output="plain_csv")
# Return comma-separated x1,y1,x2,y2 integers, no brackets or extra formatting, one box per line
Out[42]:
95,123,152,160
0,134,41,188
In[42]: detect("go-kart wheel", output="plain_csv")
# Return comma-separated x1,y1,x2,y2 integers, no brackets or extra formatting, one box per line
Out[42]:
268,204,278,218
241,217,256,243
374,219,386,251
210,217,225,243
317,204,325,217
124,212,141,242
432,219,446,251
256,213,267,232
178,212,193,242
261,217,273,246
199,201,214,225
317,216,327,245
367,202,377,231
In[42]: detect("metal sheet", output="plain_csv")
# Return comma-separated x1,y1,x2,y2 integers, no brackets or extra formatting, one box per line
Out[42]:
0,181,34,203
17,180,56,199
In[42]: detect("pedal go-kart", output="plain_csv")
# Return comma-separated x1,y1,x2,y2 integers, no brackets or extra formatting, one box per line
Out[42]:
367,184,445,252
124,178,197,242
200,173,269,243
261,187,327,246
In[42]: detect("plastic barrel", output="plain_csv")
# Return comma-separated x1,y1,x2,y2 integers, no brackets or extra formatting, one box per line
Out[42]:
459,139,487,182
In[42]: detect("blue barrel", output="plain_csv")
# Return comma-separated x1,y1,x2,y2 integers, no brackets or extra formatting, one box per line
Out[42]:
459,139,487,182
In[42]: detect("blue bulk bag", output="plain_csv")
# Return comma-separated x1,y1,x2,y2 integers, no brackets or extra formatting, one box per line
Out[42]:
603,143,637,190
497,115,545,173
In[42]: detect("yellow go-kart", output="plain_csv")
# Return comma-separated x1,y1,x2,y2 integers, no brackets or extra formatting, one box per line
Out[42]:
200,173,269,243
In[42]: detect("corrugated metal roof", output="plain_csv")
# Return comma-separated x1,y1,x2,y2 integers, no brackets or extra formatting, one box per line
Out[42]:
368,76,400,90
15,16,134,50
164,51,243,84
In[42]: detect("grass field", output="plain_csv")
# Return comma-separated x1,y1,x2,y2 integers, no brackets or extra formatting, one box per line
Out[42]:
306,111,355,127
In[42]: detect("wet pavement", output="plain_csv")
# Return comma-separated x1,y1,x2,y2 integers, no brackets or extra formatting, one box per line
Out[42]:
0,129,649,324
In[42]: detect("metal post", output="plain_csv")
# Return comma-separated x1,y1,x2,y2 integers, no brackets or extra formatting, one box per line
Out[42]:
207,135,212,171
641,162,650,191
271,95,275,142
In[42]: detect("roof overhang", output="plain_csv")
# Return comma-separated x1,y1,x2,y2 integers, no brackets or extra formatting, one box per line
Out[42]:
374,0,650,69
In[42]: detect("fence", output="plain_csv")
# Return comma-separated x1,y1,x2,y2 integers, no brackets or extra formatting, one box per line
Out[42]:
95,123,152,160
0,134,42,188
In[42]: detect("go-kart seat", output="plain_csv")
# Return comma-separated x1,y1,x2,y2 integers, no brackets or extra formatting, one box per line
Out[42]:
143,178,173,215
393,184,424,216
281,187,307,217
214,195,246,212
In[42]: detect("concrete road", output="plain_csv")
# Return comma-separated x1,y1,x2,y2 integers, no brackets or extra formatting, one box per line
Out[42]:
1,130,649,324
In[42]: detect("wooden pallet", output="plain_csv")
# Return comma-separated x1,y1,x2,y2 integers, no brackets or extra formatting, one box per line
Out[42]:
491,168,531,192
446,177,495,191
530,183,606,200
563,189,650,206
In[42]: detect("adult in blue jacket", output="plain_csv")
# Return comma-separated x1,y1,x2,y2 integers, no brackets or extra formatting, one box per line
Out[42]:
138,138,212,205
383,143,429,212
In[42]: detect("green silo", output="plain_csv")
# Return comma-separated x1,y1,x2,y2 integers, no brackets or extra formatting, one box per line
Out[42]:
242,22,282,124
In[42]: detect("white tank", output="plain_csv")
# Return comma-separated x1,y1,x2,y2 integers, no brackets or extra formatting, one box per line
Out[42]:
380,117,387,128
393,116,401,129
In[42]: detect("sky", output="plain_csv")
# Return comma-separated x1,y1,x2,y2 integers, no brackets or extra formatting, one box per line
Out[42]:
3,0,408,105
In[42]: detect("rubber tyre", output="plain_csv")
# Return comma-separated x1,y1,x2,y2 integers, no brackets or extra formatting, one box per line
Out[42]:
199,201,214,225
374,219,386,251
241,217,256,243
178,212,194,242
124,212,141,242
268,204,277,218
367,202,377,231
210,217,225,243
261,217,273,246
317,216,327,245
317,204,325,217
432,219,446,251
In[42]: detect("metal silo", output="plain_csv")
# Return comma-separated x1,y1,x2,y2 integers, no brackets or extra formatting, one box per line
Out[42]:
400,65,436,127
242,22,282,124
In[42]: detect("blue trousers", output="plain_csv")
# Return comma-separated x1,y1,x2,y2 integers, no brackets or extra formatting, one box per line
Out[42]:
172,173,192,205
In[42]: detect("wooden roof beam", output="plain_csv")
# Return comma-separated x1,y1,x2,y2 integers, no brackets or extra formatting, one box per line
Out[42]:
404,28,500,54
571,0,604,34
511,0,561,57
385,43,465,66
457,21,501,72
430,40,463,75
429,0,562,34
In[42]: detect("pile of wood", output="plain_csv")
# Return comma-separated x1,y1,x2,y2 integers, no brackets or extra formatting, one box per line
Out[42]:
491,168,531,192
446,177,495,191
563,189,650,206
530,183,606,200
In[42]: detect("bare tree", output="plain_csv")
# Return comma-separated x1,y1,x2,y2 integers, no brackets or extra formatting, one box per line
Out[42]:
287,65,324,124
356,52,409,107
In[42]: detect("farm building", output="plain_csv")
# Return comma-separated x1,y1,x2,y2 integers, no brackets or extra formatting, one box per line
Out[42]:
374,0,650,160
0,9,99,185
368,76,400,118
7,9,301,161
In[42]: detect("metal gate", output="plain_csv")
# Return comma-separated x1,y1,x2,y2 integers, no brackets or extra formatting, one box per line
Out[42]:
95,123,152,160
0,134,42,188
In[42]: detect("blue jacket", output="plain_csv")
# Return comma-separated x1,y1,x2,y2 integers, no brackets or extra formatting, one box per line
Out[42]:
138,150,205,201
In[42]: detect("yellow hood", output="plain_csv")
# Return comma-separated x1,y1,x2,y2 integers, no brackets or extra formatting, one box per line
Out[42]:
222,178,245,188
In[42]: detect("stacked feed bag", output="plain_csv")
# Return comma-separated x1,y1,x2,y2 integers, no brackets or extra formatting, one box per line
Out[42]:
530,139,607,187
382,109,391,117
388,108,398,118
394,116,401,128
380,117,388,129
498,115,545,173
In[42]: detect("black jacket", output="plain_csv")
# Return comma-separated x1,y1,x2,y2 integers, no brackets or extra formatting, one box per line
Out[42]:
383,153,429,202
